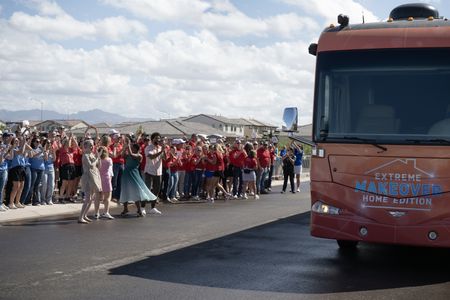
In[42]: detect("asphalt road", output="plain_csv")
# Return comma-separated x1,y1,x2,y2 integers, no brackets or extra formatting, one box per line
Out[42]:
1,181,449,300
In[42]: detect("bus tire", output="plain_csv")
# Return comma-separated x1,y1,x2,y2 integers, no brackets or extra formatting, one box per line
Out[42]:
337,240,359,249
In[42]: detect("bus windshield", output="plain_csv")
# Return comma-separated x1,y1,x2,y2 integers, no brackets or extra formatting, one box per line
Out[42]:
314,48,450,144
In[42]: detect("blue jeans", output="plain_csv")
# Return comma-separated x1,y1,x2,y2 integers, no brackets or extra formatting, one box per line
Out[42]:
41,167,55,204
30,168,44,205
21,166,32,204
232,167,243,196
184,171,194,196
191,170,203,197
167,170,179,199
112,163,124,200
0,170,7,205
258,167,269,193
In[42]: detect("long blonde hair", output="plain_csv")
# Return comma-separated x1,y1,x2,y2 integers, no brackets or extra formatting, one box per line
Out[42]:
98,146,109,159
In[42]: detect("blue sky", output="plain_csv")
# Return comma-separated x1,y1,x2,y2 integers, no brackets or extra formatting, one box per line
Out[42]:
0,0,447,125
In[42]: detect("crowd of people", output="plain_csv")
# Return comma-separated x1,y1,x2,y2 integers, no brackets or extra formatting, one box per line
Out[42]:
0,123,304,223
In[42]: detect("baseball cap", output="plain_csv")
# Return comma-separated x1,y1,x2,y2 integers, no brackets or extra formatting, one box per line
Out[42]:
108,129,119,135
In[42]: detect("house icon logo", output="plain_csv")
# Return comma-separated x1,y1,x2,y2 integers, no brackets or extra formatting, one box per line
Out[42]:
364,158,434,179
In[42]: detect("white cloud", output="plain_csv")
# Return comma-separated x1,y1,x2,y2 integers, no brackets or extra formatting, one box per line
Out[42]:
0,17,315,125
281,0,379,25
8,0,147,41
102,0,319,39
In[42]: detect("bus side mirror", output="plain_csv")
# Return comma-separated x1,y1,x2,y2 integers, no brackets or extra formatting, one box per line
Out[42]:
309,43,317,56
282,107,298,132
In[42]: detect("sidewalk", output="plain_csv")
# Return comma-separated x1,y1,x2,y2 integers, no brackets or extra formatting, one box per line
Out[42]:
0,173,310,224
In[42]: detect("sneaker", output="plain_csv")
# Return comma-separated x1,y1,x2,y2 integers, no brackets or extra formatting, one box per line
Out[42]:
281,191,285,194
166,198,175,203
268,188,272,191
0,205,6,212
193,195,200,201
297,188,300,192
101,212,115,220
2,204,9,210
243,193,248,199
47,201,54,205
9,204,17,209
149,208,162,215
233,195,238,199
93,214,100,220
255,194,260,200
171,198,179,203
141,208,146,216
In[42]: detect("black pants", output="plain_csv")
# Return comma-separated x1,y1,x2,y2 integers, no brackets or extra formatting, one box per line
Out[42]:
160,167,169,200
143,173,160,208
282,168,295,192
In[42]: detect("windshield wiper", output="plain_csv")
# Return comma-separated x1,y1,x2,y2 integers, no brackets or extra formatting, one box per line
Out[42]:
428,139,450,144
407,139,450,145
341,136,388,152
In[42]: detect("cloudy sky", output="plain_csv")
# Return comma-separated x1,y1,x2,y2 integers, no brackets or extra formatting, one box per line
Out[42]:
0,0,447,125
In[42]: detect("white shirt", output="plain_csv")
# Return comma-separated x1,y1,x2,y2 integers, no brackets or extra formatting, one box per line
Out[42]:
144,143,162,176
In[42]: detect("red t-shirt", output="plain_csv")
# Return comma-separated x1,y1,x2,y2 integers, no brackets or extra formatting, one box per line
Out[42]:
244,157,257,170
73,147,82,166
216,152,225,171
205,152,217,172
231,149,247,168
59,147,75,166
186,154,198,172
109,143,125,164
257,148,271,168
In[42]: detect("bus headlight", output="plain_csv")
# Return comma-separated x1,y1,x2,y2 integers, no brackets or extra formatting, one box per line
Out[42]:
312,201,341,215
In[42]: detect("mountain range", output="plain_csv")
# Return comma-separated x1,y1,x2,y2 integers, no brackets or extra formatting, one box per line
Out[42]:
0,109,152,125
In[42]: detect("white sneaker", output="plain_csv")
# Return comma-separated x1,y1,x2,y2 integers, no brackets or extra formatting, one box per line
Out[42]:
243,193,248,199
101,212,115,220
149,208,162,215
47,201,53,205
93,214,100,220
171,198,179,203
2,204,9,210
141,208,146,216
233,195,238,199
0,205,6,212
297,188,300,192
255,194,259,200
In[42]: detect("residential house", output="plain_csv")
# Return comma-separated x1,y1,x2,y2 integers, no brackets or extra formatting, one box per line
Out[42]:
183,114,247,137
35,119,90,132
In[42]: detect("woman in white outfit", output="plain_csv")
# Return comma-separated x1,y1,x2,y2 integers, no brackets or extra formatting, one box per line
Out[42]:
78,140,102,224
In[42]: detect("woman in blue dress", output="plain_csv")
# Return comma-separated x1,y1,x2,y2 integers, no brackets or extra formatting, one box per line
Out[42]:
120,137,157,217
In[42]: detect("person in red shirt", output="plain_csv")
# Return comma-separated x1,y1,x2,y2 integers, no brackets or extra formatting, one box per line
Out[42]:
242,149,259,199
256,141,271,194
58,136,76,203
180,145,192,199
223,144,233,193
190,146,204,200
229,140,247,198
71,140,83,202
211,144,231,201
166,146,182,202
108,131,125,202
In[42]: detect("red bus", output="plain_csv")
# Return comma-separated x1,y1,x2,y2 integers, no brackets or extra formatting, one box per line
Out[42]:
285,3,450,248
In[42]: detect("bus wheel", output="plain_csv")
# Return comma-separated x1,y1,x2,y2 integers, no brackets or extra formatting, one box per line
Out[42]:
337,240,358,249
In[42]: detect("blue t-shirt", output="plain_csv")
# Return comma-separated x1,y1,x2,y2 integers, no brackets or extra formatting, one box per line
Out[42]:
10,151,26,169
294,149,303,166
29,148,45,170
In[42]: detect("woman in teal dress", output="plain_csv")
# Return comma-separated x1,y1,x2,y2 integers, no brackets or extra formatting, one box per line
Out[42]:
120,138,156,217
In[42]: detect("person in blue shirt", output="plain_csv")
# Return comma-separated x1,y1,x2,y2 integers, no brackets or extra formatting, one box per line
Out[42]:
29,137,46,205
5,136,28,209
0,133,11,211
291,141,304,192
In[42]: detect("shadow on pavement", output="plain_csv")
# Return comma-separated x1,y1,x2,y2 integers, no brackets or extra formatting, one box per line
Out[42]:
109,212,450,294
